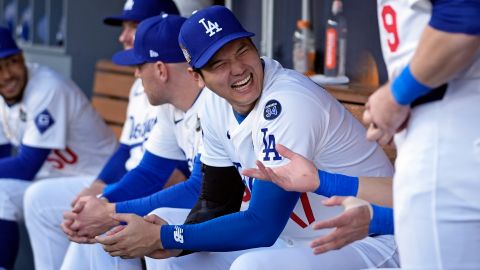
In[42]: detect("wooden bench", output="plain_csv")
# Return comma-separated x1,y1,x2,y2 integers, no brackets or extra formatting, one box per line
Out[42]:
92,59,136,139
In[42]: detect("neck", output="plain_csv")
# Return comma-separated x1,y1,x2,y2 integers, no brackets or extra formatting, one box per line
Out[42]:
171,78,202,112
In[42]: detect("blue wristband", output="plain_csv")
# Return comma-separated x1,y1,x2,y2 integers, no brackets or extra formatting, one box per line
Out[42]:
391,65,432,105
314,170,359,198
368,204,394,235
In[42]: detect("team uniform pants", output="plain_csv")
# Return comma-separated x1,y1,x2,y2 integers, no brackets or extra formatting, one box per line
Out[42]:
145,208,399,270
393,79,480,269
22,176,94,270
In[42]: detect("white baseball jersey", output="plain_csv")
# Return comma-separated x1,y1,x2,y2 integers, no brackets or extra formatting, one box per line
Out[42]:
144,89,205,171
119,78,159,171
0,63,117,178
200,57,393,242
377,0,480,80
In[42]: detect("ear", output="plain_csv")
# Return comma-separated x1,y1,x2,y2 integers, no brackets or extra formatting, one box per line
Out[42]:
156,61,168,82
188,67,205,88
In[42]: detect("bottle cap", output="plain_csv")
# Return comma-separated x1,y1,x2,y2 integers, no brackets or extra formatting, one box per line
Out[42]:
297,19,311,29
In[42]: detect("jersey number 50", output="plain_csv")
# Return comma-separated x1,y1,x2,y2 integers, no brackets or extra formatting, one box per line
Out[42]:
381,5,399,52
46,147,78,169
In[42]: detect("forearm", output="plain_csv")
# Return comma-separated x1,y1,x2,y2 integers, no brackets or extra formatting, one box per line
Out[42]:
411,26,480,87
102,151,180,202
357,177,392,207
316,171,392,207
0,145,50,180
161,180,298,251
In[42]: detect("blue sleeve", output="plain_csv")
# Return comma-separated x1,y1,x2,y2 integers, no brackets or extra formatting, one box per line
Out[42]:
369,204,394,235
314,170,359,197
116,154,202,216
97,143,130,184
161,180,299,251
0,144,12,158
0,145,50,180
102,150,180,203
430,0,480,35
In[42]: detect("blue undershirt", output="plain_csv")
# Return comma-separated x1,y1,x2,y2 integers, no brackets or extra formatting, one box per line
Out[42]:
116,154,202,216
102,150,181,202
0,144,12,158
0,144,50,180
97,143,130,184
430,0,480,35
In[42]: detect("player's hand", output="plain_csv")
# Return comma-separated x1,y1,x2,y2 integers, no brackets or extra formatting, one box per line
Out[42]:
71,180,106,207
66,195,117,238
242,144,319,192
61,213,97,244
363,82,410,145
310,196,372,254
96,213,167,259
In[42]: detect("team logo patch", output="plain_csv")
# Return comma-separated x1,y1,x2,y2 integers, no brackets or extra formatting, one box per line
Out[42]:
34,109,55,134
263,99,282,120
180,45,191,63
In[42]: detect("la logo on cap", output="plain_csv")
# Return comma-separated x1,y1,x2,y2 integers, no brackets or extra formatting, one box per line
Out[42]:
199,18,222,37
124,0,134,11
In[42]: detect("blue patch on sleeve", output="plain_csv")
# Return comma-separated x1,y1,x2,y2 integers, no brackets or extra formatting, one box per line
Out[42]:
34,109,55,134
264,99,282,120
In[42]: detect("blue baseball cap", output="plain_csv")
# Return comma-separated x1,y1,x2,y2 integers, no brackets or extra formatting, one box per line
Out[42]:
0,26,21,59
178,5,254,69
112,14,186,66
103,0,179,26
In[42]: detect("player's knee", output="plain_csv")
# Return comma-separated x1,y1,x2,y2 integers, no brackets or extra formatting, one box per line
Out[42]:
230,252,269,270
23,181,50,217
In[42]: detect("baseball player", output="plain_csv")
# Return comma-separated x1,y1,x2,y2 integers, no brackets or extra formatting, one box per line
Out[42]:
364,1,480,268
0,27,117,270
97,6,399,270
22,1,182,269
59,14,213,270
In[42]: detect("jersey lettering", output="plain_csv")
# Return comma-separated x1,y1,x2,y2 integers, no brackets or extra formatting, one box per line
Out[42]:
381,5,400,52
199,18,222,37
129,116,157,140
261,128,281,161
46,147,78,169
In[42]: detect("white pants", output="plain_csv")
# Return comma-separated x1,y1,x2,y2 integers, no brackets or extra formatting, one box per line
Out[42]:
0,179,34,221
394,79,480,269
22,176,95,270
146,208,399,270
60,242,142,270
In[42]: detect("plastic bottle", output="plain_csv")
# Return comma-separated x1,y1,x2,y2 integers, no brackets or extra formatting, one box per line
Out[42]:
324,0,347,77
293,19,316,76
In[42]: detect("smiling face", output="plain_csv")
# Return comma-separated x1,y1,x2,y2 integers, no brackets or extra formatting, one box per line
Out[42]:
198,38,263,115
0,53,28,105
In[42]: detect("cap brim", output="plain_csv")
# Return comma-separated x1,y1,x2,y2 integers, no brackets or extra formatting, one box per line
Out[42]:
112,49,146,66
193,31,254,69
0,48,21,59
103,15,132,26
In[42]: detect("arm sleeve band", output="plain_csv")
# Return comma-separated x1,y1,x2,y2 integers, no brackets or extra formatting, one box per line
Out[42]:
116,154,203,216
0,145,50,180
368,204,394,235
314,170,359,197
391,65,432,105
429,0,480,35
161,180,300,252
102,151,180,203
0,144,12,158
97,143,130,184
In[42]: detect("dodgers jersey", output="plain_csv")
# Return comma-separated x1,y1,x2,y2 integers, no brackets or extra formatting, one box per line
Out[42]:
377,0,480,80
200,57,393,241
119,78,159,171
144,89,205,171
0,63,117,178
